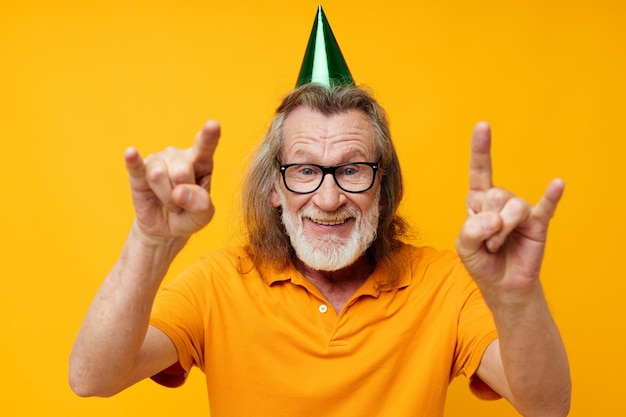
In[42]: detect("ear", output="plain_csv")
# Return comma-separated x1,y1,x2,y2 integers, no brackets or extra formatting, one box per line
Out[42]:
269,183,282,208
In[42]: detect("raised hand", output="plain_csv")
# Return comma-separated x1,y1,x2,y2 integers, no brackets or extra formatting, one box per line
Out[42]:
456,122,565,298
124,121,221,241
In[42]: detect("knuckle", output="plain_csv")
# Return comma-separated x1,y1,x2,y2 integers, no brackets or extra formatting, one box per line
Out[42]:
510,196,531,213
170,165,192,183
462,216,486,239
145,164,166,183
485,187,512,203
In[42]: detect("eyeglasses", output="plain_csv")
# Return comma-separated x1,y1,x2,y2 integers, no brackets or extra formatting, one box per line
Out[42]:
278,160,379,194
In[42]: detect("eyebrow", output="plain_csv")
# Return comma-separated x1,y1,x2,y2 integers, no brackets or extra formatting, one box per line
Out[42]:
288,148,371,162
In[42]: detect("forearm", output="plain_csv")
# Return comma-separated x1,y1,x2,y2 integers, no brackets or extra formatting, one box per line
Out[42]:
69,223,187,396
485,282,571,417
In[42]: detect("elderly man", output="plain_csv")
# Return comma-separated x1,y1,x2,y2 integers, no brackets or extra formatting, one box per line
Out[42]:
70,7,570,417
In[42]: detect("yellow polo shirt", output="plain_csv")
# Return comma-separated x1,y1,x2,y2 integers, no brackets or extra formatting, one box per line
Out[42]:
150,244,498,416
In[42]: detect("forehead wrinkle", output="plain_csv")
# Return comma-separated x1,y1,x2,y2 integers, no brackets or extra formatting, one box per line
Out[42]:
282,109,376,163
286,138,372,164
290,146,368,163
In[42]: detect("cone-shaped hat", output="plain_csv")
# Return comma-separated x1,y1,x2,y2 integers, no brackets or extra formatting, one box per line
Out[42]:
296,5,355,87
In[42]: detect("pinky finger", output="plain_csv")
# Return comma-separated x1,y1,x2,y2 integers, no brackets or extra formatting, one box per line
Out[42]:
535,178,565,222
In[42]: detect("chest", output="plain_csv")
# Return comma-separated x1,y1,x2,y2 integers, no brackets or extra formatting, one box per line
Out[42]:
202,281,460,416
206,278,459,359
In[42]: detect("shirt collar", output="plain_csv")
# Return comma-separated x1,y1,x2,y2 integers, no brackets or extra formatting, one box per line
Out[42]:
260,251,412,297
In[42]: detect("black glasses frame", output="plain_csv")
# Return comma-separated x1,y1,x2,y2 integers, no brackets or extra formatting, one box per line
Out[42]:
278,160,379,194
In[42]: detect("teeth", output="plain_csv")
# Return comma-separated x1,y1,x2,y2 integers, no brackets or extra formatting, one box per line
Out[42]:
311,218,347,226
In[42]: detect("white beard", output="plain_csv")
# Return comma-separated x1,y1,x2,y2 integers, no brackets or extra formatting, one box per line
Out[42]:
275,185,380,271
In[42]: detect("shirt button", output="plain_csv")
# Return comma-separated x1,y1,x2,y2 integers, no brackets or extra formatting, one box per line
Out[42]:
318,304,328,314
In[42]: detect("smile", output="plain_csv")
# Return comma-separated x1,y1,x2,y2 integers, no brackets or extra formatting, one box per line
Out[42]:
308,217,350,226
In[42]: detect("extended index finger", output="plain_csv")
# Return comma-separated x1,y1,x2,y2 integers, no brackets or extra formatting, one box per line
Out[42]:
192,120,221,169
124,147,149,191
469,121,494,192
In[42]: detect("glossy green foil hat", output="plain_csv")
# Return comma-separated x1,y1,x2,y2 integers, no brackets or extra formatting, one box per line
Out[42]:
296,5,355,87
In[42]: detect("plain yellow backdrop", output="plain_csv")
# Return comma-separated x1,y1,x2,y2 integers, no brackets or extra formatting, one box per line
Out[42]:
1,0,624,415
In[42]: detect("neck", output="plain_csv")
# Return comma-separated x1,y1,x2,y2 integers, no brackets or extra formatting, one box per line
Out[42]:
294,254,375,312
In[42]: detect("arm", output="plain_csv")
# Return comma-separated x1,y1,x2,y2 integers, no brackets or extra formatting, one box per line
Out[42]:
69,121,221,397
456,122,571,416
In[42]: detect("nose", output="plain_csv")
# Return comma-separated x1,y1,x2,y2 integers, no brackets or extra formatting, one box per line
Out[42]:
311,172,345,211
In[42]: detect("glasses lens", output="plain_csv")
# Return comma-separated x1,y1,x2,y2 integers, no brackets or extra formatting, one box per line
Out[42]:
284,165,323,193
283,163,375,193
334,163,375,192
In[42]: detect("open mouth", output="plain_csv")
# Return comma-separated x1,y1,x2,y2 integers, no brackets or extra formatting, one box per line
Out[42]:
308,217,350,226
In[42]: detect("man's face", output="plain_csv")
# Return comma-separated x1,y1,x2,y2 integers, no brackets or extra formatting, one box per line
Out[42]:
270,106,381,271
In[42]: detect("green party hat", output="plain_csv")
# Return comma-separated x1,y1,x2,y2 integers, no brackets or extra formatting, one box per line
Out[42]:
296,5,355,87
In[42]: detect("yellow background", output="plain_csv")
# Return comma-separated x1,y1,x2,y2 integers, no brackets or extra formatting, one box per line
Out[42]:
1,0,624,415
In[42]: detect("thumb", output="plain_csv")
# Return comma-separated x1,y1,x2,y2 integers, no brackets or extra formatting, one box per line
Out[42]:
456,212,502,257
172,184,215,222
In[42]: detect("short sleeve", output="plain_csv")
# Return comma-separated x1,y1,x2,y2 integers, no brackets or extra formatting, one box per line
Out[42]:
149,263,210,386
450,261,500,399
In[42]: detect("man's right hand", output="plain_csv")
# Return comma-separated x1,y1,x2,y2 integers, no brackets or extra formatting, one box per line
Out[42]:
69,121,221,397
124,121,221,241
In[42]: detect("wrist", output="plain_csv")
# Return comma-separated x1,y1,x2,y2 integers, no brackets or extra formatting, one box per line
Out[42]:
121,222,189,282
480,279,547,316
129,221,189,251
